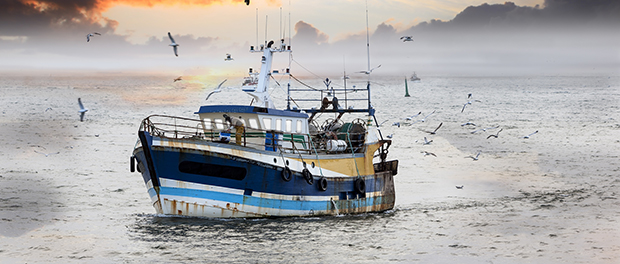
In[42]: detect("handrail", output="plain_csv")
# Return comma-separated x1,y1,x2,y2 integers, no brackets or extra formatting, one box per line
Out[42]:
139,114,366,155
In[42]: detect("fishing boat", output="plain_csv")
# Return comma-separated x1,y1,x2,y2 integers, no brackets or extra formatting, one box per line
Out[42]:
130,39,398,218
410,72,421,82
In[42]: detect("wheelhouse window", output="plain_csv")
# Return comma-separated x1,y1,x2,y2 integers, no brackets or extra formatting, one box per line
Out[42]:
203,118,212,130
214,118,224,130
275,119,282,131
285,119,292,132
296,120,303,133
262,118,272,130
249,118,259,129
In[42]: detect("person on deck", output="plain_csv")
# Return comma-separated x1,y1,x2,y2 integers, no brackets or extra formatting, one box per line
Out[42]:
223,114,245,145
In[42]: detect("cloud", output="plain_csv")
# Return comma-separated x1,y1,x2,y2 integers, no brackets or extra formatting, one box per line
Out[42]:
292,21,329,45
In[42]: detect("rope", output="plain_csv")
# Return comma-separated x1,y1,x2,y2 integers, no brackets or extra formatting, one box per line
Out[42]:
346,131,361,177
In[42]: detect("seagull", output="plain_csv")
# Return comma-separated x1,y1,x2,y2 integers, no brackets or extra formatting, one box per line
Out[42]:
378,119,390,128
78,98,88,122
392,121,401,128
45,107,53,112
34,150,60,157
168,32,179,57
386,133,393,139
86,32,101,42
404,112,422,121
173,76,182,82
205,79,227,101
422,137,433,145
225,53,234,61
468,93,472,99
523,130,538,139
461,122,476,127
423,122,443,135
461,99,482,113
486,128,503,139
471,126,499,134
466,151,481,161
358,64,381,75
411,110,436,125
421,151,436,157
400,36,413,42
456,185,464,189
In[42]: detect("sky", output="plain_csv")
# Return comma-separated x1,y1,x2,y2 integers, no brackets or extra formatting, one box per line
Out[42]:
0,0,619,76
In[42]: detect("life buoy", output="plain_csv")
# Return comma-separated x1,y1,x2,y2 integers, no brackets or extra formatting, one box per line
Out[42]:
302,168,313,185
354,178,366,194
318,177,328,191
130,156,135,173
282,166,292,182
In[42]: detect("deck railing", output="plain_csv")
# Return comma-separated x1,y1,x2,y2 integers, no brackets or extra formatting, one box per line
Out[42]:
139,115,365,155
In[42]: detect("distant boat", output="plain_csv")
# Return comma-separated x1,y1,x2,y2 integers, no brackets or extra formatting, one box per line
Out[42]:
410,72,421,82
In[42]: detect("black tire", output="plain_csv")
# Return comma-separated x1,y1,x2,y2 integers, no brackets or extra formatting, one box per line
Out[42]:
282,166,292,182
318,177,328,191
354,178,366,194
302,168,314,185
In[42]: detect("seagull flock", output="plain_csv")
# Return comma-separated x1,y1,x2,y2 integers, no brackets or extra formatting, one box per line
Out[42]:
377,91,540,189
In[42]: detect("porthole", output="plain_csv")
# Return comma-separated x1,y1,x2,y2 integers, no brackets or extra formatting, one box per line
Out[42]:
273,158,277,163
311,162,315,168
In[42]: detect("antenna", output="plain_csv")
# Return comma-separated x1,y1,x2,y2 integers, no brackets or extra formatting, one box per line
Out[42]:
256,8,258,49
265,15,268,45
365,0,371,77
280,7,282,40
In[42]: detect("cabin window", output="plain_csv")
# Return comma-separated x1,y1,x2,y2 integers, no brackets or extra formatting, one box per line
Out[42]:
214,118,224,130
285,119,292,132
203,118,212,130
296,120,303,133
276,119,282,131
249,118,259,129
262,118,272,130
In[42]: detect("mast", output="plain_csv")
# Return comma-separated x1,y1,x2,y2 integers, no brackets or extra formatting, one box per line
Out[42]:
365,0,372,113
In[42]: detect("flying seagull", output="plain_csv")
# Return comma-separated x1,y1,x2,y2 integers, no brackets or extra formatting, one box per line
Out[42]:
421,151,436,157
392,121,401,128
471,126,499,134
422,137,433,145
168,32,179,57
225,53,234,61
405,112,422,121
173,76,182,82
456,185,464,189
358,64,381,75
86,32,101,42
206,79,227,101
523,130,538,139
486,128,503,139
411,110,436,125
34,150,60,157
78,98,88,122
461,99,481,113
386,133,393,139
466,151,481,161
400,36,413,42
461,122,476,127
423,122,443,135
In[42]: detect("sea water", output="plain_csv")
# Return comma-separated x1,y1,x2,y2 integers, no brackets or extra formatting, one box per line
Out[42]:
0,74,619,263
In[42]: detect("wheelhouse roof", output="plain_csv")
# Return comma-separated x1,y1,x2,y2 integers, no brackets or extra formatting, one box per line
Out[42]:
195,105,308,119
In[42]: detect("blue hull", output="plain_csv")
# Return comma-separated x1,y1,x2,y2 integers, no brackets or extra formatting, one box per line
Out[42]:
133,132,396,218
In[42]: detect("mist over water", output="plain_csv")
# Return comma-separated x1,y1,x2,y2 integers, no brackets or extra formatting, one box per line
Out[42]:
1,73,619,263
